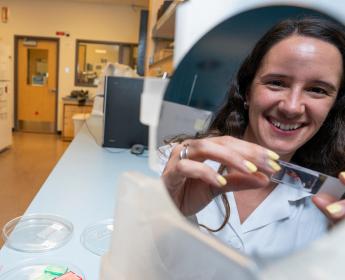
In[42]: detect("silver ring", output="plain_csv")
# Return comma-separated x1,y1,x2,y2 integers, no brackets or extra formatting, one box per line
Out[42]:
179,144,189,160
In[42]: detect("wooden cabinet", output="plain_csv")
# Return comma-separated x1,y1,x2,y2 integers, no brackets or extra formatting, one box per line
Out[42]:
146,0,184,77
62,98,93,141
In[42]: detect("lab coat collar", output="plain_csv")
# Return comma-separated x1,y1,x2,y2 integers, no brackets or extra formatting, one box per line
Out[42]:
241,183,312,234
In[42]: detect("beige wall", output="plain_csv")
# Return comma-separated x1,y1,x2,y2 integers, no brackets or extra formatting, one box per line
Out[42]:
0,0,142,130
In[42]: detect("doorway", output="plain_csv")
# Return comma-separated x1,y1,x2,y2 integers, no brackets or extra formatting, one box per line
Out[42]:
15,36,59,133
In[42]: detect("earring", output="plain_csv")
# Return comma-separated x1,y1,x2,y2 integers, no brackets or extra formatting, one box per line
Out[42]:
244,101,249,110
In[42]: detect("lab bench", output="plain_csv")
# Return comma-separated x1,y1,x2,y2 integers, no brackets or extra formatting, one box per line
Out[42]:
0,123,157,279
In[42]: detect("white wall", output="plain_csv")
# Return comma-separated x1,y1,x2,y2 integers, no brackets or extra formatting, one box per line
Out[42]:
0,0,142,130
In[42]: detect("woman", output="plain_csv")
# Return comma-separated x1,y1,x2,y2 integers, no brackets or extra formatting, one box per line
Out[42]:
161,17,345,258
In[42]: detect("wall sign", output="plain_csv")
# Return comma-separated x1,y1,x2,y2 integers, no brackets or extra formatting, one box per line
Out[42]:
1,7,8,23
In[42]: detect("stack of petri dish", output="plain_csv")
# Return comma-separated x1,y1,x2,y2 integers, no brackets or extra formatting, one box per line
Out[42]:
1,214,84,279
0,261,84,279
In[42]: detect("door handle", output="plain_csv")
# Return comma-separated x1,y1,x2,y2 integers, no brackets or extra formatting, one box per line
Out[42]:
49,88,57,93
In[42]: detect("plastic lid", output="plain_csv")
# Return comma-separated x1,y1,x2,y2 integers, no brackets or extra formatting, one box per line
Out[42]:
80,219,114,256
0,260,84,280
2,214,74,253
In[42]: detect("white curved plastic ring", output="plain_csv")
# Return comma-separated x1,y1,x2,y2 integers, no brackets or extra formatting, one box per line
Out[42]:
179,144,189,160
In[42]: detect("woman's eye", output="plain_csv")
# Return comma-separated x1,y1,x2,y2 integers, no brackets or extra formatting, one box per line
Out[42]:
307,87,329,96
266,80,285,88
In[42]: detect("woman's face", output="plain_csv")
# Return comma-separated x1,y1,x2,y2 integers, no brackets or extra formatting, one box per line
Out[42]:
244,35,343,160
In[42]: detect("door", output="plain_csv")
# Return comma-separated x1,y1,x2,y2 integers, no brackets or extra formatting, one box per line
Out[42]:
16,38,58,133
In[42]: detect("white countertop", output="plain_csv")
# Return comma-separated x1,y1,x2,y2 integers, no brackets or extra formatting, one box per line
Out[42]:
0,123,157,279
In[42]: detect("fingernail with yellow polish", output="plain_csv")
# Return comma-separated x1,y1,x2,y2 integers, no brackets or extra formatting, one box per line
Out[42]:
244,160,258,173
216,174,227,187
267,150,280,161
268,159,281,172
326,203,344,217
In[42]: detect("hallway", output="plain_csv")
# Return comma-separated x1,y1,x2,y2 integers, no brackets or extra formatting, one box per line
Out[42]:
0,132,69,247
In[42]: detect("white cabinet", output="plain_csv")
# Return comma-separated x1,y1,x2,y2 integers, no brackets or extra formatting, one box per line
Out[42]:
0,81,12,151
0,43,10,80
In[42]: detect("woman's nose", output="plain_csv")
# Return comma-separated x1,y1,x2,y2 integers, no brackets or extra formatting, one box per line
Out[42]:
277,89,305,118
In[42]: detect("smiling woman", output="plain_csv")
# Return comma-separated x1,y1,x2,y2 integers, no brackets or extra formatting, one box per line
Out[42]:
245,35,342,160
161,16,345,260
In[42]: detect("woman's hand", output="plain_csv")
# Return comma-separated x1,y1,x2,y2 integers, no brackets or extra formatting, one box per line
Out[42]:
312,172,345,224
161,135,281,216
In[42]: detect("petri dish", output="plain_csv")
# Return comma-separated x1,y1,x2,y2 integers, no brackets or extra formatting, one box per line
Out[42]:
2,214,73,253
0,260,84,280
80,219,114,256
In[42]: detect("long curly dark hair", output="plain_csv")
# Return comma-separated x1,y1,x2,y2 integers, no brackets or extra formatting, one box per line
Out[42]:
209,17,345,176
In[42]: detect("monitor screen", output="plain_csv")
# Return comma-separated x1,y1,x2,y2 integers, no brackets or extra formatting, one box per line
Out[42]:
103,76,148,148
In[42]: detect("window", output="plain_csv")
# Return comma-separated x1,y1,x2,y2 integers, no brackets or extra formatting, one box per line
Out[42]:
75,39,138,87
27,49,48,86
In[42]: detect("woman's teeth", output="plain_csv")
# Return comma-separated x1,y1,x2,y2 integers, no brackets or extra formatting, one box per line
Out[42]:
270,119,302,131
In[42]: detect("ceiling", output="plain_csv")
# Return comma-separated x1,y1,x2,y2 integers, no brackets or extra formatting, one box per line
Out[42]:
40,0,149,8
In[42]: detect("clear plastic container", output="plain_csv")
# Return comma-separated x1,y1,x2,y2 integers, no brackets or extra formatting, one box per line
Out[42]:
2,214,73,253
0,260,84,280
80,219,114,256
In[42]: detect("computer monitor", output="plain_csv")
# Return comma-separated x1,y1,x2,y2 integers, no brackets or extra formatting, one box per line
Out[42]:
103,76,148,148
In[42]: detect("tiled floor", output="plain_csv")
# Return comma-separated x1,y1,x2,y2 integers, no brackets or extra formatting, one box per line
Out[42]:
0,132,69,247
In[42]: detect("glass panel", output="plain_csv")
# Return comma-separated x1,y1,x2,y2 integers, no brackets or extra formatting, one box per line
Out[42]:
120,45,131,65
27,49,48,86
75,40,138,87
